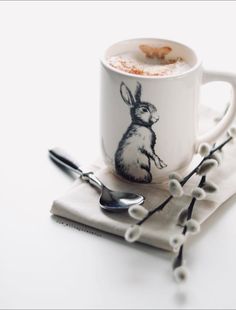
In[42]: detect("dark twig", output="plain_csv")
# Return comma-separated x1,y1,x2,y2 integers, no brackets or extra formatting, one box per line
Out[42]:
173,175,206,274
137,137,232,226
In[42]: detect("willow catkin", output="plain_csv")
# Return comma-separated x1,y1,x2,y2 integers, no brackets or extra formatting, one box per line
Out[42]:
125,225,141,243
197,159,218,176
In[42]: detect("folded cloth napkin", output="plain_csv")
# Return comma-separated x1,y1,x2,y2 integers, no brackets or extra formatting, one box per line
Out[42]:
51,106,236,251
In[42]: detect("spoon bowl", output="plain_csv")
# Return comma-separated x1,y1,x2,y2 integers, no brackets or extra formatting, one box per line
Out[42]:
99,187,144,212
49,148,145,212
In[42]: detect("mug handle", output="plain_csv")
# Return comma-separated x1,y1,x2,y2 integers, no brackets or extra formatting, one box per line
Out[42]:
195,70,236,149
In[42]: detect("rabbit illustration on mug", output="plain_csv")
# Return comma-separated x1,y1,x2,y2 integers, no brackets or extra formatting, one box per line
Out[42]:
115,82,167,183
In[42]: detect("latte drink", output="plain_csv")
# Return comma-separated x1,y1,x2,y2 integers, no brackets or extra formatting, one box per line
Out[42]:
107,44,191,77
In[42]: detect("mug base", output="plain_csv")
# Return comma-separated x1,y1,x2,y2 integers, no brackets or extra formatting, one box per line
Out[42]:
108,157,193,189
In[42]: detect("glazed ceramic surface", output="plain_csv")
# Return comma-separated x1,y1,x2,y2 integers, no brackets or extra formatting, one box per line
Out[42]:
100,38,236,183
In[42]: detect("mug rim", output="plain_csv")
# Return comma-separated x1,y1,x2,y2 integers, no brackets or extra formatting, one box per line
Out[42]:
101,37,202,80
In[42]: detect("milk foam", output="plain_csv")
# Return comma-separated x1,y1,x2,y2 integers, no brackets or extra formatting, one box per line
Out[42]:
107,51,191,77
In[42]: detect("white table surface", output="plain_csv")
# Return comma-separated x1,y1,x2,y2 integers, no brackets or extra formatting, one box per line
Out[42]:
1,1,236,309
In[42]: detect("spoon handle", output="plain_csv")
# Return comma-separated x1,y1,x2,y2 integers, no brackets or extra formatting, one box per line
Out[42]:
49,147,83,174
49,147,103,190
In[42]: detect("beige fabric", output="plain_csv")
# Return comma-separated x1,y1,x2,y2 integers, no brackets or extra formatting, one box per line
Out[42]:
51,107,236,251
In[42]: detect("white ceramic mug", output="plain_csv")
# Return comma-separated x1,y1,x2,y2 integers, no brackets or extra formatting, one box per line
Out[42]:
100,38,236,183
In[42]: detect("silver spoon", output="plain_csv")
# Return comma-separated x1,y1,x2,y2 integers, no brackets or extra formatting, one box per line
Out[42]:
49,147,144,212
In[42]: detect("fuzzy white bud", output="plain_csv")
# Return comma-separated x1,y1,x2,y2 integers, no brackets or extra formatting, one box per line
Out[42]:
168,179,184,197
191,187,206,200
128,204,148,220
210,152,222,166
186,219,201,235
198,142,211,157
125,225,141,243
197,159,218,176
228,126,236,138
203,181,219,193
169,234,186,248
173,266,189,283
178,208,189,225
169,172,182,182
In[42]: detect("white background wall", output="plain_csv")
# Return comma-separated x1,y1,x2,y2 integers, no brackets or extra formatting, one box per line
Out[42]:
1,1,236,309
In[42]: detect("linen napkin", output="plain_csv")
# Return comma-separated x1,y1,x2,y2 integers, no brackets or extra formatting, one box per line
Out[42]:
51,107,236,251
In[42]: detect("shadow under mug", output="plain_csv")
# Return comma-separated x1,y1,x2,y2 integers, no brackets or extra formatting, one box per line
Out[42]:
100,38,236,184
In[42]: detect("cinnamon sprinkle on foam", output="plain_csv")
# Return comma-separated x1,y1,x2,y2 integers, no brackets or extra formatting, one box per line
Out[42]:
108,49,190,77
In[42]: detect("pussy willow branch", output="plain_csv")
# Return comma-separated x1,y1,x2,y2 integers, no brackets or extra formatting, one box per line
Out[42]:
181,136,232,184
137,136,232,226
175,175,206,266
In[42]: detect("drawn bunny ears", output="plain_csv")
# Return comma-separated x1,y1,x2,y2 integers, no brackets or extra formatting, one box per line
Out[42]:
120,82,142,106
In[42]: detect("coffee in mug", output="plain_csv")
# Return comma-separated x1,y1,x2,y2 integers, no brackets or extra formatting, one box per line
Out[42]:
108,44,191,77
